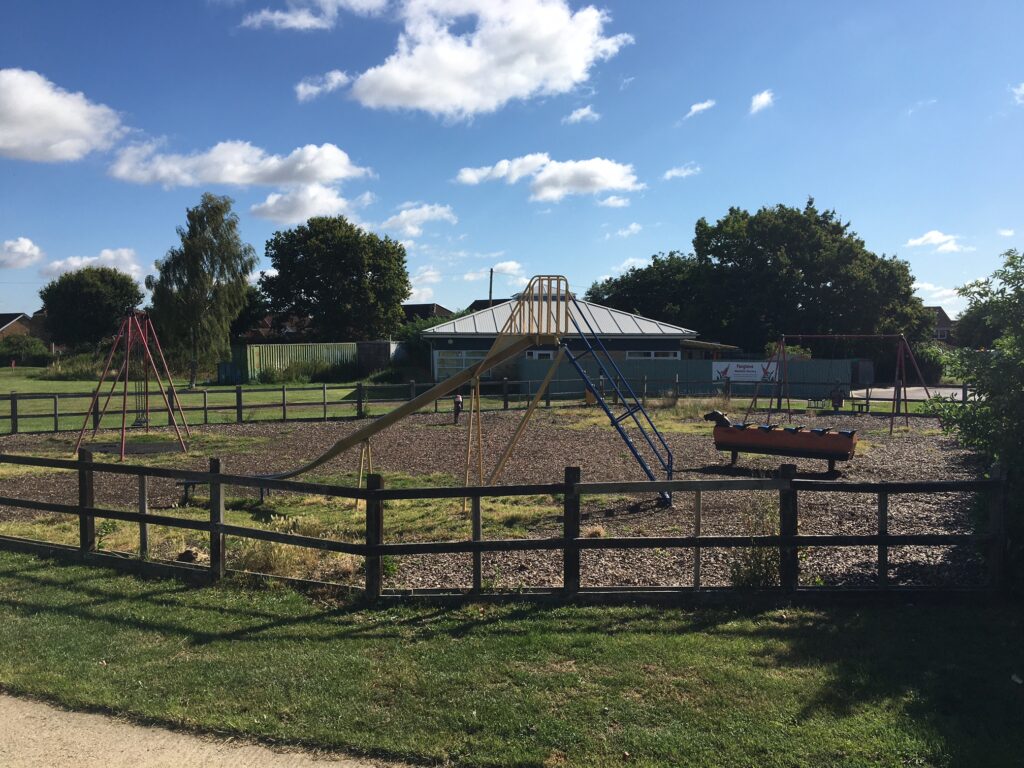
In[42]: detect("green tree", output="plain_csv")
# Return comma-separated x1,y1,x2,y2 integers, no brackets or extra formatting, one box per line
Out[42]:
0,335,52,366
587,200,933,358
260,216,410,340
928,250,1024,590
148,193,256,387
230,284,271,339
39,267,143,347
952,299,1003,349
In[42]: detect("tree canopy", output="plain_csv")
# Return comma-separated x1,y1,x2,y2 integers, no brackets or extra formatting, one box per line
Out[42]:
39,266,143,347
148,193,256,386
586,200,933,356
260,216,410,341
928,249,1024,589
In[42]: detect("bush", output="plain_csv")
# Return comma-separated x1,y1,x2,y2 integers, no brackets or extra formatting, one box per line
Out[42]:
37,353,102,381
0,335,52,367
256,360,357,384
728,493,780,589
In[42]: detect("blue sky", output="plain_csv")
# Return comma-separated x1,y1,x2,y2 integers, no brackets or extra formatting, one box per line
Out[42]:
2,0,1022,319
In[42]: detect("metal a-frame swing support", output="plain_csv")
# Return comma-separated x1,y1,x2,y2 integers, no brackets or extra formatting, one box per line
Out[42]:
73,311,191,461
269,276,674,505
752,333,931,434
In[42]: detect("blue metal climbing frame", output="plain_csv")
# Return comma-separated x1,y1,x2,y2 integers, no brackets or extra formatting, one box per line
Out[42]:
561,295,674,504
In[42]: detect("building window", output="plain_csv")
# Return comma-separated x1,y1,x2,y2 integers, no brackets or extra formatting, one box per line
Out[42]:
936,329,948,340
527,350,554,360
626,350,680,360
434,350,492,380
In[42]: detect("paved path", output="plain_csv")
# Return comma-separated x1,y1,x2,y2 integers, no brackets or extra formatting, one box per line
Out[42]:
850,386,963,401
0,693,401,768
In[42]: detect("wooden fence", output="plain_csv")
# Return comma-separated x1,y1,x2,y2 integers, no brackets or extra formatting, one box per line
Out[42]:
0,453,1005,601
0,376,947,436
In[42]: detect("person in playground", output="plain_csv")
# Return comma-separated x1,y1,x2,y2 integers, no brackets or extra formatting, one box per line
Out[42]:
453,392,463,424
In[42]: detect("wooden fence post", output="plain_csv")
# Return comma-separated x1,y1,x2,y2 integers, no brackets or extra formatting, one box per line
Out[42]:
961,382,969,403
641,376,647,407
202,390,209,425
138,474,149,560
599,375,605,398
281,385,287,421
78,448,96,555
693,489,702,589
471,495,482,592
365,473,384,602
92,396,100,430
502,378,509,410
778,464,799,591
545,383,552,410
674,374,680,401
209,458,225,581
989,463,1006,591
322,383,328,420
10,392,17,434
563,466,581,594
409,379,416,402
877,492,888,589
356,382,365,419
235,385,243,424
53,394,59,432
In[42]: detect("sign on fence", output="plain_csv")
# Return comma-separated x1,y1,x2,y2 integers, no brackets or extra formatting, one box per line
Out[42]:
712,361,778,382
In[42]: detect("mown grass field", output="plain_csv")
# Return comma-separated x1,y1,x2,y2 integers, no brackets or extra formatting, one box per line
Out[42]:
0,550,1020,767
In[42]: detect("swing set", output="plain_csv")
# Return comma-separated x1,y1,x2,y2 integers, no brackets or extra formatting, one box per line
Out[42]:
751,333,932,434
73,311,191,460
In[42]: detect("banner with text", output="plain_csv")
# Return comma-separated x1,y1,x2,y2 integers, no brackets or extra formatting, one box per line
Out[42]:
712,361,778,382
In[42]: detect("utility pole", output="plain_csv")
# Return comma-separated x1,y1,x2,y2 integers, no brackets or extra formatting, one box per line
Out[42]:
488,267,494,308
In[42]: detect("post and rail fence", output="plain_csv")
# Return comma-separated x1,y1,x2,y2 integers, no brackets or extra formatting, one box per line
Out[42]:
0,377,963,436
0,453,1005,602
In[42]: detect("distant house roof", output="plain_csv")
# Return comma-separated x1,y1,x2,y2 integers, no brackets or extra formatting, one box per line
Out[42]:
0,313,28,332
924,305,953,328
402,303,454,322
424,299,697,339
466,298,511,313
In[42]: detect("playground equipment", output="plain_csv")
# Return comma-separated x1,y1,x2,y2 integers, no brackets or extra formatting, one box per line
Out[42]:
73,311,190,460
751,334,931,435
271,276,675,503
704,410,857,473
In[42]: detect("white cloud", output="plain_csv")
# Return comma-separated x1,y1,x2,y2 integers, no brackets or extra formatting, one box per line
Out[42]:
41,248,144,280
456,153,551,185
683,99,715,120
0,237,45,269
0,68,124,162
619,76,634,90
906,98,936,116
905,230,973,254
250,183,355,223
464,259,526,284
663,162,701,180
381,203,457,236
750,89,774,114
295,70,350,102
608,222,641,239
348,0,633,119
1012,82,1024,105
241,0,388,30
913,281,958,302
615,256,648,270
597,195,629,208
563,105,600,124
457,152,642,202
409,264,443,301
110,140,369,188
998,228,1015,237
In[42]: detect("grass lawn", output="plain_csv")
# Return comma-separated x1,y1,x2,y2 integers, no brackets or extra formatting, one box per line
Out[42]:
0,550,1021,767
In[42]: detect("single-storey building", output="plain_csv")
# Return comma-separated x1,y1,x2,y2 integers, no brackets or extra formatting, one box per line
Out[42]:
422,298,738,392
402,303,454,323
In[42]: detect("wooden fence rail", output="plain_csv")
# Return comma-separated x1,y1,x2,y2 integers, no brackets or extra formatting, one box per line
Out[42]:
0,376,947,435
0,454,1005,601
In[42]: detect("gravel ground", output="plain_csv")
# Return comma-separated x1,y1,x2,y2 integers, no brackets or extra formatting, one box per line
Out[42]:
0,409,988,590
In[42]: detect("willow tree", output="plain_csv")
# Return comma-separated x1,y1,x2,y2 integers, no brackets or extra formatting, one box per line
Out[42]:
148,194,256,387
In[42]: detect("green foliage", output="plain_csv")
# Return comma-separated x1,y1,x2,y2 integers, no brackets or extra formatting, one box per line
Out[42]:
927,250,1023,588
0,335,51,366
148,193,257,386
728,493,780,588
764,341,812,359
587,199,933,355
38,267,143,346
37,353,101,381
230,284,271,339
953,298,1003,349
261,216,410,341
910,342,945,385
255,360,356,384
393,310,468,374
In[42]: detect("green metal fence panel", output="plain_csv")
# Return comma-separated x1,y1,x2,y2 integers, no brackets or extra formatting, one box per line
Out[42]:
244,343,358,382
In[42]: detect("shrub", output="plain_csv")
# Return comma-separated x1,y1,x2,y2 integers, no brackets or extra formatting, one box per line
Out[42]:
0,335,51,366
256,360,357,384
37,353,102,381
728,493,780,589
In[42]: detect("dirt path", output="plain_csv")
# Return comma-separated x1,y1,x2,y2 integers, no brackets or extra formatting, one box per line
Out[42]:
0,693,402,768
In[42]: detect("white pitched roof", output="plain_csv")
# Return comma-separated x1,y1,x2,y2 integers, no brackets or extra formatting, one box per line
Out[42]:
423,299,697,338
